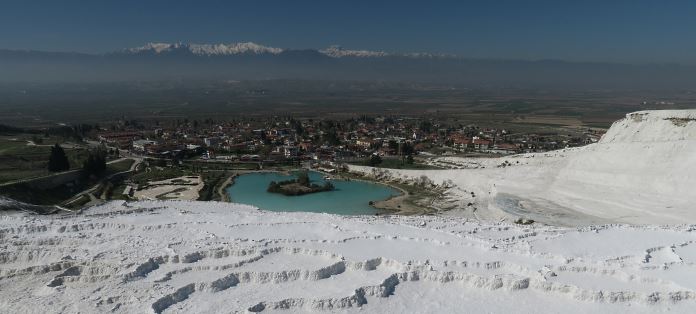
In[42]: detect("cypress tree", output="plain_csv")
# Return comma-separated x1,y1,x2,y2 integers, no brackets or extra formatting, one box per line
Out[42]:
368,154,382,167
48,144,70,172
83,148,107,176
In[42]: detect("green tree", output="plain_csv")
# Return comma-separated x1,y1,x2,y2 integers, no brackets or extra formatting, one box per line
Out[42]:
388,140,399,151
31,135,43,145
48,144,70,172
368,154,383,167
83,148,107,176
419,121,433,133
402,143,414,156
324,128,341,146
292,119,304,135
400,142,414,164
296,171,310,186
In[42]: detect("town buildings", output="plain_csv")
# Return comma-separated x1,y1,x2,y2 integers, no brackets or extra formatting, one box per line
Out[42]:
95,116,602,163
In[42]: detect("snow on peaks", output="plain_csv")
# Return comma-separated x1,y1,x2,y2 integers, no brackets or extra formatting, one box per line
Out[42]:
127,42,283,55
128,42,180,54
319,45,389,58
126,42,453,59
189,42,283,55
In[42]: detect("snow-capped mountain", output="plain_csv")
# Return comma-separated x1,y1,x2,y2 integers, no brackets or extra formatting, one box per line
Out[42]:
319,45,390,58
126,42,397,58
125,42,447,59
126,42,284,56
3,42,696,88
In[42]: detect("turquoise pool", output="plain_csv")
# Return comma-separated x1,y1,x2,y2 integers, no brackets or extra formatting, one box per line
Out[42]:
226,171,400,215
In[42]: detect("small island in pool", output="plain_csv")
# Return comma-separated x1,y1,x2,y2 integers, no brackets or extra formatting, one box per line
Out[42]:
267,171,335,196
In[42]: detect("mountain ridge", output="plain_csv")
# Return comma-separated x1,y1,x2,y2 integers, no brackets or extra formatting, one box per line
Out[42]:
2,43,696,88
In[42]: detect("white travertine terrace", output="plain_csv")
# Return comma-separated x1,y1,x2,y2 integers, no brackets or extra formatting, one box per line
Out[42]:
1,201,696,313
2,110,696,313
350,110,696,226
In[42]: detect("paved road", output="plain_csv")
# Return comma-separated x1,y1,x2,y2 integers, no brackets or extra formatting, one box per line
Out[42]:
0,169,83,188
61,157,143,207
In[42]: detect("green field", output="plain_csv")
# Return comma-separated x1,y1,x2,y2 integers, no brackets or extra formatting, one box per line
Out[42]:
106,159,135,174
3,80,693,129
0,135,89,184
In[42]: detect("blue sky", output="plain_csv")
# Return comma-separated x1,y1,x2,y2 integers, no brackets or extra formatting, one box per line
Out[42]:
1,0,695,64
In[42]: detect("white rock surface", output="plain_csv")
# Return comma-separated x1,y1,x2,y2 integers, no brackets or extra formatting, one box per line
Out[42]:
2,110,696,313
2,200,696,313
351,110,696,225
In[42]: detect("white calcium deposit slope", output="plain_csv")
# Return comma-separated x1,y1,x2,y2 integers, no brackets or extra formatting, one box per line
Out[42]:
351,110,696,225
2,200,696,313
2,110,696,313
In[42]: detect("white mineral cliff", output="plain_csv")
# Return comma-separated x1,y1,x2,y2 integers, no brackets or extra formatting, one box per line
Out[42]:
2,110,696,313
350,110,696,225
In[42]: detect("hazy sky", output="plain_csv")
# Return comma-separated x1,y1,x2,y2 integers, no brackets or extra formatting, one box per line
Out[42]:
1,0,695,64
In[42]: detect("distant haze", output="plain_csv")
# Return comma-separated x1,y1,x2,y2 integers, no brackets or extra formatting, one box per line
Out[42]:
1,42,695,90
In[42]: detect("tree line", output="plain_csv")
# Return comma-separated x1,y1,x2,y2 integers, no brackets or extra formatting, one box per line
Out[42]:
47,144,108,177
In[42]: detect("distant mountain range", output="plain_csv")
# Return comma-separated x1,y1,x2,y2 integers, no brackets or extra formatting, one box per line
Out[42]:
122,42,445,58
1,42,695,89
